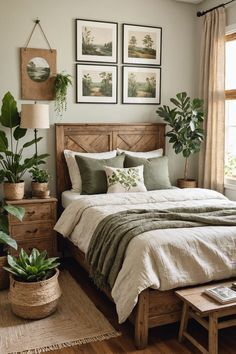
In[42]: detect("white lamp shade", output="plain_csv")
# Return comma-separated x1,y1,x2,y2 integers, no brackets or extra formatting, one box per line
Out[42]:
21,104,50,129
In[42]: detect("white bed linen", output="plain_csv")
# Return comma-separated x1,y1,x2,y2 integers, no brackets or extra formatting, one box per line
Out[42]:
55,188,236,323
62,190,83,208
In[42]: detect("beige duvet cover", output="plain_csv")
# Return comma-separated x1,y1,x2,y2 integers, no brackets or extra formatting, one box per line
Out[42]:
54,188,236,323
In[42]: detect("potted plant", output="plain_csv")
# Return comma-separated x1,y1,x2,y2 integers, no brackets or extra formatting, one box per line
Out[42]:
4,248,61,319
0,92,45,200
30,166,50,198
0,201,24,289
54,72,72,117
156,92,205,188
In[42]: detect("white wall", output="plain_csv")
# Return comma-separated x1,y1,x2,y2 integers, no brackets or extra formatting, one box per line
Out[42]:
0,0,199,196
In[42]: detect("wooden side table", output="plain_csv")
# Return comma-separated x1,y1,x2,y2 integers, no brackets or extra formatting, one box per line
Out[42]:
6,197,57,257
176,281,236,354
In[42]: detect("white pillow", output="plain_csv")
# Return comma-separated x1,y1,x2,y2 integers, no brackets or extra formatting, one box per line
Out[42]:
117,148,163,158
105,165,147,193
64,149,117,192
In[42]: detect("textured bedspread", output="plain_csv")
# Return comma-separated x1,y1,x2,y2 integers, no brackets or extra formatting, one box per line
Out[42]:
54,189,236,323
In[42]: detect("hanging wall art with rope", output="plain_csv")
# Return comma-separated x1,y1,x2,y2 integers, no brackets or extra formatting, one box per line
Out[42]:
20,19,57,100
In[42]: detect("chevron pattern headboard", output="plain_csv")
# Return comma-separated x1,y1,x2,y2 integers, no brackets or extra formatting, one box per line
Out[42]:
55,123,166,201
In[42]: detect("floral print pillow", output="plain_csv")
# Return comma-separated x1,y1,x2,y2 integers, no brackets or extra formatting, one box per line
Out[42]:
104,165,147,193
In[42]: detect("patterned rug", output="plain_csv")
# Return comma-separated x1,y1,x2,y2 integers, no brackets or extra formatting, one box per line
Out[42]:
0,270,120,353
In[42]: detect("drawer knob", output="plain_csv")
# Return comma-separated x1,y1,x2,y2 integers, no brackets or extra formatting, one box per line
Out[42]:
26,229,38,234
27,211,35,216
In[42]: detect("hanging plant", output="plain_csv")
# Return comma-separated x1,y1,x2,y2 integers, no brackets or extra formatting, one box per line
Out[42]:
54,72,72,117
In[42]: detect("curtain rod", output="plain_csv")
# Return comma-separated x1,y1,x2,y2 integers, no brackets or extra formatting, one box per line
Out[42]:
197,0,236,17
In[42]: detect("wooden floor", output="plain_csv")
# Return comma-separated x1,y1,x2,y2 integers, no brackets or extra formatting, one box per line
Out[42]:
50,259,236,354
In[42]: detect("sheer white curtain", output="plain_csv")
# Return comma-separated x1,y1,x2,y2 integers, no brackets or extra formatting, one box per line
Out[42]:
198,7,226,193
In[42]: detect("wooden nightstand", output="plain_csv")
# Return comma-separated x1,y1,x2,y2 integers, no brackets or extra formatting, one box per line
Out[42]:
7,197,57,257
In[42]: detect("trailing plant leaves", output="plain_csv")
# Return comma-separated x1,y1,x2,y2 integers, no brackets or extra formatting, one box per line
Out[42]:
23,137,42,148
0,92,20,128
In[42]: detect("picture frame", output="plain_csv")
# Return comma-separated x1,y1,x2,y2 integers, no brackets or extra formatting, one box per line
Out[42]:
122,66,161,105
123,24,162,66
75,19,118,63
20,48,57,100
76,64,117,104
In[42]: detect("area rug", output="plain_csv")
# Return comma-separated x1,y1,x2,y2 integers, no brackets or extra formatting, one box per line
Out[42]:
0,270,120,354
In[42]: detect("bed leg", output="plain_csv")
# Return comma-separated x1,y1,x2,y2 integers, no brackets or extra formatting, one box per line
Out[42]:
134,289,149,349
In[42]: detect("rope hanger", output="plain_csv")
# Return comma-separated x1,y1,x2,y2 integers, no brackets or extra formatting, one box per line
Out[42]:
24,18,53,52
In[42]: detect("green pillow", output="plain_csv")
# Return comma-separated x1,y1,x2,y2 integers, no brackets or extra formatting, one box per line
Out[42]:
75,154,125,194
124,155,171,190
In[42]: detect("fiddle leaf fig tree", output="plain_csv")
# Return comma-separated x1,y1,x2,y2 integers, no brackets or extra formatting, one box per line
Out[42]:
156,92,205,180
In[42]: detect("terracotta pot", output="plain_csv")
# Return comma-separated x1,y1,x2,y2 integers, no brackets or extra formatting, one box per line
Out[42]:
4,181,25,200
31,182,49,198
0,256,9,290
177,179,197,189
9,268,61,319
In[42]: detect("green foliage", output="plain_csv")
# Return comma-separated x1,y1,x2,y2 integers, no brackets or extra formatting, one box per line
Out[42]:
156,92,205,180
108,168,141,191
128,73,137,97
54,72,72,117
4,248,60,282
225,155,236,177
0,92,42,183
0,201,24,255
29,166,50,183
99,72,112,97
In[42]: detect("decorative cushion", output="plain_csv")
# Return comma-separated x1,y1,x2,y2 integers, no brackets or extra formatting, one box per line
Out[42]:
117,148,163,158
124,155,172,190
75,154,125,194
64,149,117,192
105,165,147,193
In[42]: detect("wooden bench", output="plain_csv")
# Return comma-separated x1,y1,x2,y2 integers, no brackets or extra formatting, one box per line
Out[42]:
176,281,236,354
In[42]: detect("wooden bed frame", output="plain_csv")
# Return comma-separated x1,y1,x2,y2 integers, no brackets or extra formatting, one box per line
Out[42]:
55,123,182,349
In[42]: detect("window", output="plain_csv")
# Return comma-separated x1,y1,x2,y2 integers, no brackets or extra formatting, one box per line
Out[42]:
225,32,236,180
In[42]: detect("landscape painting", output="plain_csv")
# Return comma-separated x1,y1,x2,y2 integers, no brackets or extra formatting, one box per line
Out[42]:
27,57,50,82
76,64,117,103
123,24,162,66
20,48,57,100
76,19,117,63
123,66,161,104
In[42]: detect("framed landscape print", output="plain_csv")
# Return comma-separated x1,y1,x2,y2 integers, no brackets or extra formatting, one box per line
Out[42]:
122,66,161,104
20,48,57,100
123,24,162,66
76,64,117,103
76,19,118,63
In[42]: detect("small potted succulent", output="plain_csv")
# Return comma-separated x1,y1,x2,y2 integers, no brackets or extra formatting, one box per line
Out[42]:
30,166,50,198
4,248,61,319
0,201,24,289
156,92,205,188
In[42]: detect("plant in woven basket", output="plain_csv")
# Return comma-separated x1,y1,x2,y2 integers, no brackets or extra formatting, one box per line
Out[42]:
29,166,50,183
54,72,72,117
4,248,60,282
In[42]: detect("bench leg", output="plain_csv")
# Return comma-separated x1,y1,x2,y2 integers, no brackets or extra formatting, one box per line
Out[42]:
209,313,218,354
179,303,189,342
134,289,149,349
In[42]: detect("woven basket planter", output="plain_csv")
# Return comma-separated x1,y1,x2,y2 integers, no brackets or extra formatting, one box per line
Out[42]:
9,268,61,319
31,182,49,198
4,181,25,200
177,179,197,189
0,256,9,290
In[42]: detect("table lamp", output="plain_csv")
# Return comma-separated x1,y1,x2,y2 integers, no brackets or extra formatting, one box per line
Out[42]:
20,103,49,163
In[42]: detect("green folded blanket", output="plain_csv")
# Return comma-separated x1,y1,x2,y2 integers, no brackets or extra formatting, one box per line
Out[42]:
86,206,236,290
